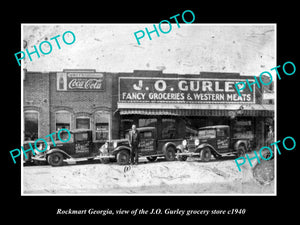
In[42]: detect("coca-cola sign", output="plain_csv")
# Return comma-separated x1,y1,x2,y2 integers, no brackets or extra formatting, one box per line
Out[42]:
57,72,105,91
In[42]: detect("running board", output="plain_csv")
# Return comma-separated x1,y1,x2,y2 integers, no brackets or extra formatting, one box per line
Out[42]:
176,152,199,156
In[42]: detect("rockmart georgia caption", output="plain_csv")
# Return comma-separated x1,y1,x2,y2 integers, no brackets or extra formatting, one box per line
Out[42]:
56,208,246,216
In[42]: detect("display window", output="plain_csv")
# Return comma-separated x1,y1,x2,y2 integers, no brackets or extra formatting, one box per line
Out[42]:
232,118,254,139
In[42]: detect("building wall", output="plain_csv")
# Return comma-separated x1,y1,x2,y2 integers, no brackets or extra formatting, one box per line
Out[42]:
49,71,116,141
111,73,120,139
23,70,118,143
116,70,273,149
23,69,273,148
23,71,50,139
255,117,265,148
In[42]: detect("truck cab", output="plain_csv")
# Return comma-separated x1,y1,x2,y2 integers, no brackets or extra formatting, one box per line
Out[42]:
176,125,250,162
99,127,183,165
32,129,102,166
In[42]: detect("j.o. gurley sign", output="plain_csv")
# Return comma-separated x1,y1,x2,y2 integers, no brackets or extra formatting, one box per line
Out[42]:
119,77,255,104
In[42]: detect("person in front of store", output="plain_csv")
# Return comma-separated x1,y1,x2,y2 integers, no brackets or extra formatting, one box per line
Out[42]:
264,125,274,160
128,124,140,165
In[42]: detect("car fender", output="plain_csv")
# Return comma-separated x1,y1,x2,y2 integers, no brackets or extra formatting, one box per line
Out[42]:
162,142,177,154
195,143,221,156
234,140,248,151
112,146,131,155
46,148,72,159
176,144,185,152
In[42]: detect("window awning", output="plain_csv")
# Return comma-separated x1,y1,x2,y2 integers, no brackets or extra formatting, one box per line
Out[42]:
117,102,274,117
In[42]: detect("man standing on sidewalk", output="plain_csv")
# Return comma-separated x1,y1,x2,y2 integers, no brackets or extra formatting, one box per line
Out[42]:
128,124,140,165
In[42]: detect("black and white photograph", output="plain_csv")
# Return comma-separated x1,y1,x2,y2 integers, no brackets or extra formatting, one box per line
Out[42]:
3,5,298,221
21,23,276,195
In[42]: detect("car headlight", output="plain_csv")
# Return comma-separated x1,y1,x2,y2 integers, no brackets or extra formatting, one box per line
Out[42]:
100,145,108,154
182,139,187,147
37,143,43,151
195,138,200,146
113,141,117,148
104,142,108,149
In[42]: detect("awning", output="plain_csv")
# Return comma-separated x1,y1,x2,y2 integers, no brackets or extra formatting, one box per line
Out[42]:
119,108,273,117
117,102,274,117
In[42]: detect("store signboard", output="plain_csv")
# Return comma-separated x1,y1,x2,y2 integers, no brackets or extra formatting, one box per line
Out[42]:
263,92,274,100
119,77,256,104
57,72,105,91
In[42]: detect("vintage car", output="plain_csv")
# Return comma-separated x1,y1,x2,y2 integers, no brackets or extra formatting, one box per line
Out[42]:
176,125,251,162
30,129,103,166
98,127,183,165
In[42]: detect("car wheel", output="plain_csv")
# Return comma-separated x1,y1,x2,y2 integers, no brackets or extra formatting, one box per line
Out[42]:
178,155,188,161
237,145,246,157
99,153,110,164
47,152,64,167
100,158,110,164
213,153,222,160
117,150,130,165
165,146,176,161
262,151,273,160
177,150,188,161
200,147,211,162
146,156,157,162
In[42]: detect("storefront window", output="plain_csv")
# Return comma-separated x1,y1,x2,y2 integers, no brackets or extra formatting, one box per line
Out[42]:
55,110,71,140
56,111,71,130
162,118,176,139
120,119,134,138
138,118,157,128
76,118,90,129
24,111,38,141
96,123,109,140
232,118,254,139
95,111,110,141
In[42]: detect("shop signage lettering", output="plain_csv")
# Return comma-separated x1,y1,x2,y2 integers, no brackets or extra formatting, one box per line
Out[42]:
235,136,296,171
57,72,105,91
139,140,154,152
15,31,76,66
134,10,195,45
75,143,89,153
235,61,296,96
68,78,103,90
119,77,255,103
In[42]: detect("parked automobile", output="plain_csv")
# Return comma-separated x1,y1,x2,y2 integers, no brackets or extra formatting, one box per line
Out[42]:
30,129,103,166
99,127,183,165
23,140,36,165
176,125,251,162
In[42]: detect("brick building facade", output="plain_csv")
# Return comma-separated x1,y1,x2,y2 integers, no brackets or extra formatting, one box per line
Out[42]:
23,69,119,144
116,70,274,149
23,72,50,140
23,69,274,149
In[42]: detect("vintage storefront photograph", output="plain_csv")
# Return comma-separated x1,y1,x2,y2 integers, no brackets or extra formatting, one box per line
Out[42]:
21,23,276,195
